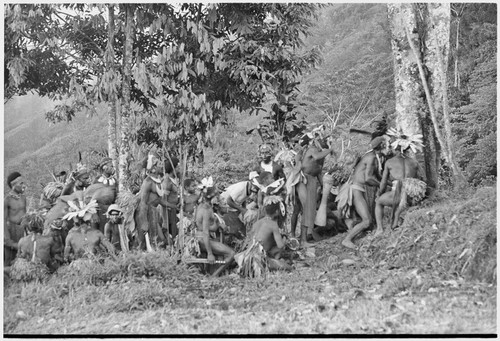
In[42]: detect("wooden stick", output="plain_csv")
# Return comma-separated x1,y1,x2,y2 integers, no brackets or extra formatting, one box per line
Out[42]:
184,258,227,264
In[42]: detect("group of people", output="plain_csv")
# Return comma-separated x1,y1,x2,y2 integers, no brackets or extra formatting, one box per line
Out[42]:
4,124,427,277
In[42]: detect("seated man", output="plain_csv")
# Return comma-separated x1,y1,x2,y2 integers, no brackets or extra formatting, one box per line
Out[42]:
375,130,427,235
63,198,115,262
239,196,293,273
17,213,63,272
195,177,235,277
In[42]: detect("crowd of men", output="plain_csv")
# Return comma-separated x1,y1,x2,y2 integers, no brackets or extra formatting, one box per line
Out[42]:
4,125,427,277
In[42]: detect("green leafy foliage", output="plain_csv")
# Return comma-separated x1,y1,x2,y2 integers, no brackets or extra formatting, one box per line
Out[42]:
449,4,497,186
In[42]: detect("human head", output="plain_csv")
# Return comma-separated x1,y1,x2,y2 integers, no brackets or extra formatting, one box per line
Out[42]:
7,172,26,193
99,157,114,176
165,157,179,175
263,196,284,220
184,178,197,194
370,136,390,155
21,213,45,234
106,204,123,223
198,176,219,203
259,144,273,163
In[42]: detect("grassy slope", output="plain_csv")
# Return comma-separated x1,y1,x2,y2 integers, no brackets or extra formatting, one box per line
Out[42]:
4,187,496,335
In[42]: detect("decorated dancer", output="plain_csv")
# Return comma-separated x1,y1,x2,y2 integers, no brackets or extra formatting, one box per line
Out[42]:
17,213,63,272
336,136,389,249
4,172,27,267
236,196,292,276
195,177,235,277
295,127,336,247
63,198,115,262
375,128,427,236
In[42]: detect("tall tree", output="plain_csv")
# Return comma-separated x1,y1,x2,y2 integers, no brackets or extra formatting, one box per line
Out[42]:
387,3,467,191
118,4,134,192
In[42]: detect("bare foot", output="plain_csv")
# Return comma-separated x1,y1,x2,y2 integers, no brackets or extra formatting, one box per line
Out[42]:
341,239,357,249
300,240,315,249
374,229,384,237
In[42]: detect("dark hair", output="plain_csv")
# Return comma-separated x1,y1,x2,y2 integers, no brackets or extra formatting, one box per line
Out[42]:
204,186,218,199
165,157,179,174
7,172,21,189
264,202,280,219
258,172,273,186
184,178,195,188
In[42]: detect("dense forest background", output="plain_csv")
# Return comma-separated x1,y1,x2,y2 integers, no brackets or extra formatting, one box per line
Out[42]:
4,3,497,204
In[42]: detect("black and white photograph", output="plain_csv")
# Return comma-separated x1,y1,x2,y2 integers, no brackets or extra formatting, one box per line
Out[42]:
3,2,497,336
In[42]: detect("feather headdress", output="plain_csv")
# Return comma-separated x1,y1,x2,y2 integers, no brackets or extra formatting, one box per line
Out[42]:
62,199,99,222
198,176,214,193
387,127,424,153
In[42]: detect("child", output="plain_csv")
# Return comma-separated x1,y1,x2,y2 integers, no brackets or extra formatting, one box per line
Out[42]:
183,178,200,217
104,204,124,251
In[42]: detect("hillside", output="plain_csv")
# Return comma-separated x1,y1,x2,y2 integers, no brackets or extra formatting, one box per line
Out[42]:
4,93,109,202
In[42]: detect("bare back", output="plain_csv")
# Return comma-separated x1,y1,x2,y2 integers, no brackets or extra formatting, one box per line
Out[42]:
386,155,419,181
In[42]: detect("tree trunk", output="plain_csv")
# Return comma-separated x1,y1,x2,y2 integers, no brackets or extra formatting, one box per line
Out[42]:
106,5,118,178
118,4,134,193
387,3,440,193
427,4,468,187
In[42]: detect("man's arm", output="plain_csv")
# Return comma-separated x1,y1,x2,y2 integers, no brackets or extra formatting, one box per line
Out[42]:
63,235,73,262
226,196,246,215
104,222,112,241
4,218,18,250
364,154,381,187
310,147,335,161
377,163,390,196
202,209,215,263
271,223,285,249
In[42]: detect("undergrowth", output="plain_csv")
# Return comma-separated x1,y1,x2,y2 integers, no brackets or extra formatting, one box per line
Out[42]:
366,186,496,284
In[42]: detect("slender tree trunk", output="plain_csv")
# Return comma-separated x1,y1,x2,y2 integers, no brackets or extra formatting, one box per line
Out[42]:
387,3,440,193
118,4,134,192
106,5,118,178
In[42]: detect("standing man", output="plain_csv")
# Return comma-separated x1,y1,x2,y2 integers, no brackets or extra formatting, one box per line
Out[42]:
296,128,336,247
4,172,27,267
337,136,389,249
375,131,426,235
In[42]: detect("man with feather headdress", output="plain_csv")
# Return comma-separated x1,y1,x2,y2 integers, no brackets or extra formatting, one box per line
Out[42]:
17,212,63,272
235,195,293,277
63,197,115,262
374,128,427,235
194,177,235,277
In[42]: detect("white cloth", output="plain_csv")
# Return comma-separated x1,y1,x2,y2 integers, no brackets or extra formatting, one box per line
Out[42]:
220,181,249,212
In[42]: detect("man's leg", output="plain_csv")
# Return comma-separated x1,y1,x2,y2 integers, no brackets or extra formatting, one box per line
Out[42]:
375,192,393,237
290,199,301,238
199,239,235,277
341,190,371,249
